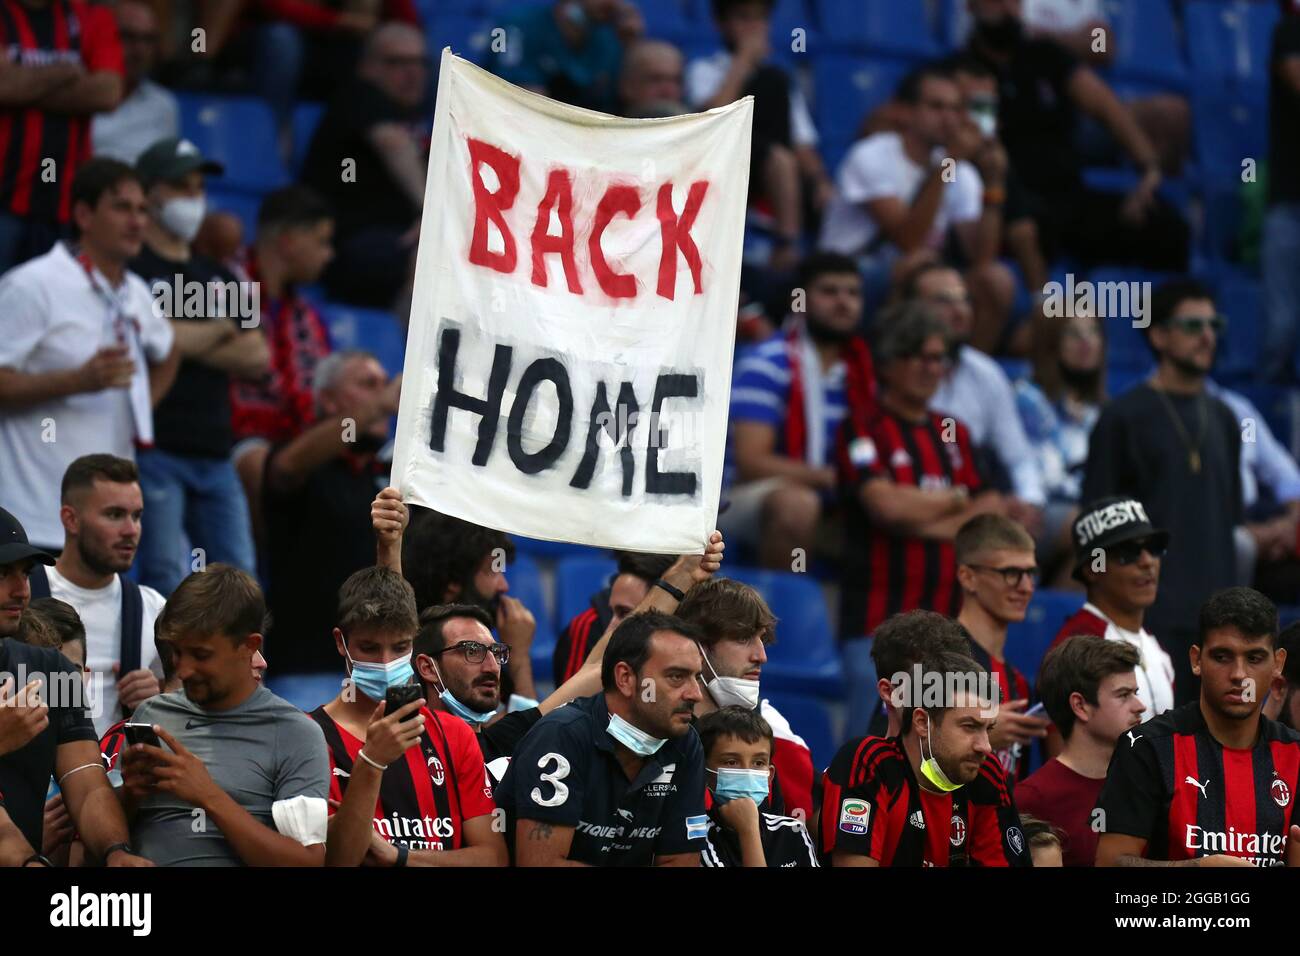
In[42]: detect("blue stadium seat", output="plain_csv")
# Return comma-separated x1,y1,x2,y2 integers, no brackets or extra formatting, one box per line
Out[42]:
1184,0,1280,87
816,0,939,56
1212,271,1262,384
291,101,325,175
177,94,288,193
762,691,837,774
1084,267,1180,371
1006,589,1085,688
316,303,406,376
511,537,605,560
634,0,693,42
554,555,617,638
206,187,261,241
1236,384,1299,456
1103,0,1188,90
265,673,345,712
1191,85,1268,186
502,551,553,680
424,13,493,66
810,53,910,154
724,566,843,696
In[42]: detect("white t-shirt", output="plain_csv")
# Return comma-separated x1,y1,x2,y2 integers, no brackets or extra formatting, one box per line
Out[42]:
0,242,173,548
1081,602,1176,719
818,132,982,257
46,566,167,736
954,0,1106,41
684,50,818,146
91,80,180,163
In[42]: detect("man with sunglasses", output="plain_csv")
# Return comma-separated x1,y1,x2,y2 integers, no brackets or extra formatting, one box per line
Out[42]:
955,514,1048,778
1084,279,1242,705
1050,497,1176,726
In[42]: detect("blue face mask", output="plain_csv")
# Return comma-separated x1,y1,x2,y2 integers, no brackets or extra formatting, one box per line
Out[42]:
345,647,414,702
431,660,495,725
712,767,769,805
607,712,666,756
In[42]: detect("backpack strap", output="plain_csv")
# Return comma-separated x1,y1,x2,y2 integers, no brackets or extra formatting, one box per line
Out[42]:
118,574,144,676
28,564,51,599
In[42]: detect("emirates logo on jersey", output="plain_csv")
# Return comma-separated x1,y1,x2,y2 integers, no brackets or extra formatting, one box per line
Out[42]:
949,814,966,847
1272,777,1291,809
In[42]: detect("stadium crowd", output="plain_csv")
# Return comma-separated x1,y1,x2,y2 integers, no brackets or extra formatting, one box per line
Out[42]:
1,0,1300,868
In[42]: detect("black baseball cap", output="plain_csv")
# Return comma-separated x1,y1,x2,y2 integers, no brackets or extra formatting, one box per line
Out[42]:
136,136,224,185
1071,496,1169,580
0,507,55,568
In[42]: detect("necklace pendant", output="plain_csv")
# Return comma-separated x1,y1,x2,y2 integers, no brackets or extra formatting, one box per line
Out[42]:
1189,450,1201,473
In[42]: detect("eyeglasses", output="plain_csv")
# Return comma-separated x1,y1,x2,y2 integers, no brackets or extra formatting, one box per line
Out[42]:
968,564,1039,587
1168,315,1226,336
431,641,510,665
1109,539,1166,565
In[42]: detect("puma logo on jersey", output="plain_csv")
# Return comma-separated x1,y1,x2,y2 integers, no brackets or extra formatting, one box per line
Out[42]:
1126,731,1143,747
1184,775,1209,799
332,767,350,778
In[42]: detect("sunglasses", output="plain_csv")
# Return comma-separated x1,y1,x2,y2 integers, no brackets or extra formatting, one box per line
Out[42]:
1168,315,1226,336
1109,539,1166,565
432,641,510,665
968,564,1039,587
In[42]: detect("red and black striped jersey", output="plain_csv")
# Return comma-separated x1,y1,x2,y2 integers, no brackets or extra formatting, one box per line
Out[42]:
552,590,611,686
819,734,1031,867
836,406,982,637
965,639,1034,781
0,1,124,223
1096,701,1300,866
99,718,126,774
309,706,496,852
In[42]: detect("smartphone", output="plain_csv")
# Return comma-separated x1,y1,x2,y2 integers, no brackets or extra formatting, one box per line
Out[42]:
123,722,162,748
1023,702,1048,719
385,684,422,713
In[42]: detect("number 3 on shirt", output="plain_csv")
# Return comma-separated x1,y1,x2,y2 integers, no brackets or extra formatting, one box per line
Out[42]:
530,752,571,807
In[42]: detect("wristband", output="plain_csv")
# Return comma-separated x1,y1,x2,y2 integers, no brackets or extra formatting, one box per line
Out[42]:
23,854,52,867
357,749,388,772
653,579,686,601
395,844,409,867
101,841,133,863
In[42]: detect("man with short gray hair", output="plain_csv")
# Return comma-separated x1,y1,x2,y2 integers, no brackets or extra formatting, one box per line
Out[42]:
261,350,400,673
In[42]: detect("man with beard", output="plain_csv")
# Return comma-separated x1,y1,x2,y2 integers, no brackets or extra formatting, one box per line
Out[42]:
819,649,1030,867
34,455,166,735
903,262,1045,537
1096,588,1300,867
1084,280,1241,704
495,610,710,866
262,349,400,674
413,534,726,784
726,252,876,568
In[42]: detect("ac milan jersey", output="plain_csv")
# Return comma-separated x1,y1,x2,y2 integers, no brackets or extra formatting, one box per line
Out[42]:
1096,701,1300,866
310,706,495,852
0,1,124,223
819,734,1030,866
836,407,982,637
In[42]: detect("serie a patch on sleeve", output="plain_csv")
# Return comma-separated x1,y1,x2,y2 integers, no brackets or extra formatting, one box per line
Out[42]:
686,814,710,840
839,798,870,834
849,437,877,468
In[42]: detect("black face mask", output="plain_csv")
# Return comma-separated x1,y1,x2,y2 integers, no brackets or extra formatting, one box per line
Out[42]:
1058,362,1101,393
976,15,1023,50
806,316,854,346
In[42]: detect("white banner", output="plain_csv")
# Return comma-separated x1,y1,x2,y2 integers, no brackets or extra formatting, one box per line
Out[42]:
391,50,752,552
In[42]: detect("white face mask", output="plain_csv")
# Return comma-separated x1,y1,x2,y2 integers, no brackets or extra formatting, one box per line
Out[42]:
159,195,206,242
699,644,761,710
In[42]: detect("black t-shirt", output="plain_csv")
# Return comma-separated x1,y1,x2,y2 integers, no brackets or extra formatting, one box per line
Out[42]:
972,36,1081,194
1082,384,1242,640
0,639,98,850
263,446,391,673
1270,17,1300,204
479,706,545,780
300,78,425,237
700,807,820,867
130,246,243,458
495,693,708,866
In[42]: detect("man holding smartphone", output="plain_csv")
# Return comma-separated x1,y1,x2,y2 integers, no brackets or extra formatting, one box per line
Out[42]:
119,565,330,866
311,567,506,867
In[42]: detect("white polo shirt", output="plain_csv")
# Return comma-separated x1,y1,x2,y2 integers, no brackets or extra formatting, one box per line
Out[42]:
0,242,172,548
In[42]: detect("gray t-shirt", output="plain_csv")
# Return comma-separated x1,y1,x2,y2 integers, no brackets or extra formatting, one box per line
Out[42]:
129,686,329,866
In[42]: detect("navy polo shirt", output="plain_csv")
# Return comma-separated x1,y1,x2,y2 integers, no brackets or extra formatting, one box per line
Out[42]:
496,692,707,866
